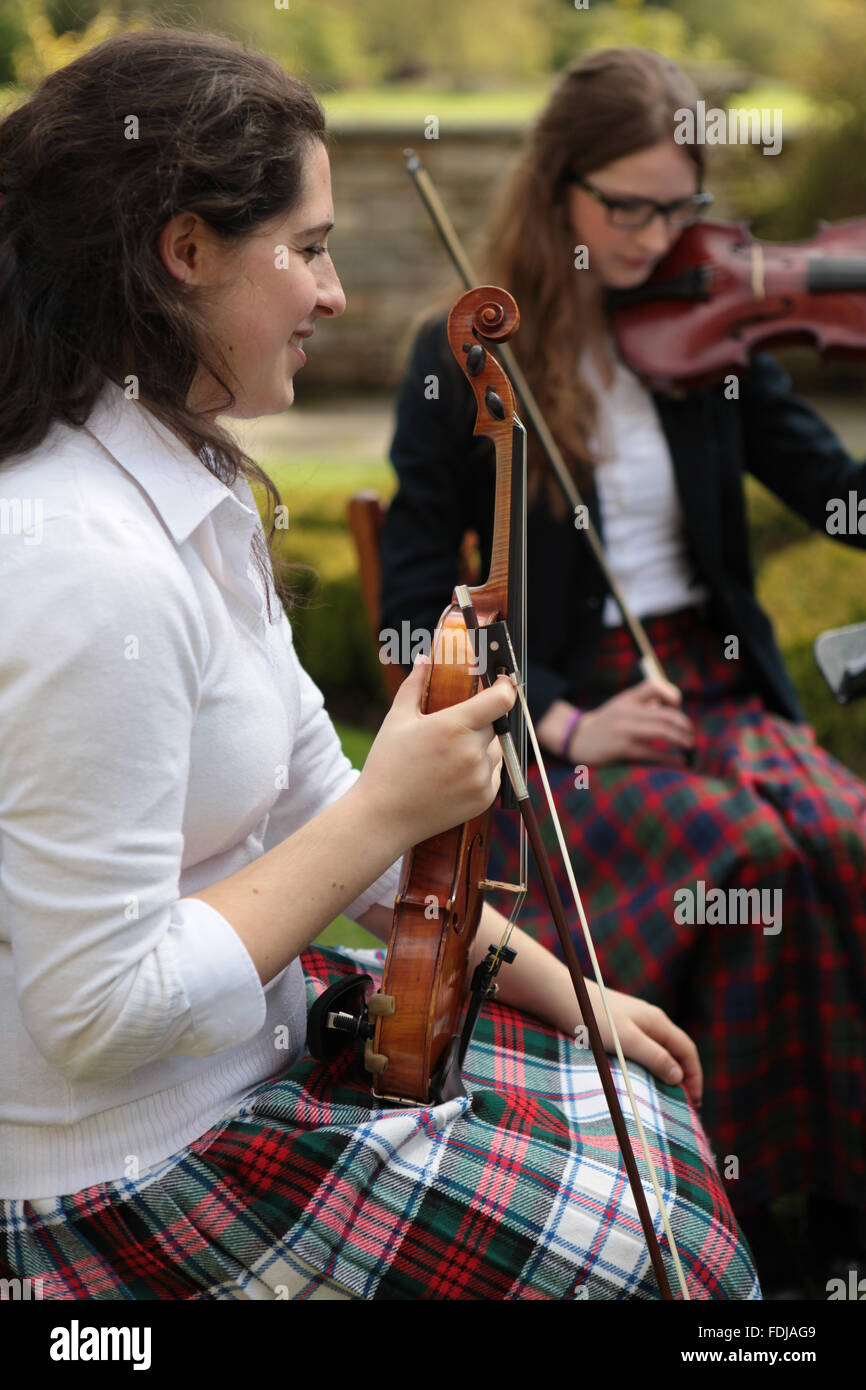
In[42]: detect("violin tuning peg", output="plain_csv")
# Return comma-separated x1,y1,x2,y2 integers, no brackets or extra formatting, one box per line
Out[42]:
364,1041,389,1075
484,385,505,420
465,343,486,376
367,992,396,1018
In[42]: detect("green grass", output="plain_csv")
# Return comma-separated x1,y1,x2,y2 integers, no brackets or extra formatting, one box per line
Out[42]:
254,458,393,534
746,474,866,778
252,458,395,584
321,81,822,132
322,84,550,127
332,720,377,770
257,459,396,509
315,916,380,949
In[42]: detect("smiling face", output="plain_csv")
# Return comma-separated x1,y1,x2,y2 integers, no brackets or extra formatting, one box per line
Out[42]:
159,139,346,418
566,140,701,291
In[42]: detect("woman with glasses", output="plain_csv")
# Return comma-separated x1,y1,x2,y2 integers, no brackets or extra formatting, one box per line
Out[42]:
381,46,866,1296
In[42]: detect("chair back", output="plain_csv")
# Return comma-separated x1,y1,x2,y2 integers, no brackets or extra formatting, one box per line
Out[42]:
346,491,481,706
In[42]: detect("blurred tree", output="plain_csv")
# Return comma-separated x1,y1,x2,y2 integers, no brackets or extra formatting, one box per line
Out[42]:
5,1,864,243
50,0,557,91
772,0,866,229
0,5,28,86
353,0,550,87
245,0,551,90
675,0,814,80
549,0,700,67
6,0,141,90
247,1,376,90
44,0,102,35
705,0,866,235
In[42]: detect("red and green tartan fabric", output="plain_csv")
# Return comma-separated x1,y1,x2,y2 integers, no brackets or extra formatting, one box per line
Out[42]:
0,943,757,1300
487,605,866,1220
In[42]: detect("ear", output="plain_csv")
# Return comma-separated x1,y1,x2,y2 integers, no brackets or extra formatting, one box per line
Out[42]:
157,212,212,284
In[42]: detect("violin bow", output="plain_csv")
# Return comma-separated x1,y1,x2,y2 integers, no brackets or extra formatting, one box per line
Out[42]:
404,148,667,687
449,286,691,1301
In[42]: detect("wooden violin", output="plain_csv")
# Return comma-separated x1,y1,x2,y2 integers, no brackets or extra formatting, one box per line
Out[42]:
608,215,866,390
366,287,526,1107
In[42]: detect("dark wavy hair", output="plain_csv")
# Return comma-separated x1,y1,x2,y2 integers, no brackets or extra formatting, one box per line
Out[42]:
0,27,327,616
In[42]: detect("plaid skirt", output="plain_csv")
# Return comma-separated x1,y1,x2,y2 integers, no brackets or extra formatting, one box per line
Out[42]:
487,605,866,1217
0,944,758,1301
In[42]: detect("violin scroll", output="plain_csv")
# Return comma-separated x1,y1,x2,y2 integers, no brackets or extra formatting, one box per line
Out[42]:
447,287,520,448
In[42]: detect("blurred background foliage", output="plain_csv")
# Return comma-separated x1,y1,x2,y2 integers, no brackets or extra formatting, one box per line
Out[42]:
3,0,866,792
4,0,866,238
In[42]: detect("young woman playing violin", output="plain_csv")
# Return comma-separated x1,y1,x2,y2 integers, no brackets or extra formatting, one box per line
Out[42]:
381,46,866,1297
0,30,760,1301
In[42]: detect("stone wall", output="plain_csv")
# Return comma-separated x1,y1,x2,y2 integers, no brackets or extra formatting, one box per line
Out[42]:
310,124,525,390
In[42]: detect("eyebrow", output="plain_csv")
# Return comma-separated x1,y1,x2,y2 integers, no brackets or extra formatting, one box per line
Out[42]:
294,220,334,237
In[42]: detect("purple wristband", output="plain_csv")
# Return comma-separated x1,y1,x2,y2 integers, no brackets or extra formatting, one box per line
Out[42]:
560,707,583,758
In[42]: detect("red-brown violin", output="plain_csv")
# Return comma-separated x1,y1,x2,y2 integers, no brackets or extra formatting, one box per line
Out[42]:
609,216,866,390
367,289,525,1109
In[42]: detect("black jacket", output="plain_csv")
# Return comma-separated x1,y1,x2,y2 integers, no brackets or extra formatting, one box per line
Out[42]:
380,316,866,726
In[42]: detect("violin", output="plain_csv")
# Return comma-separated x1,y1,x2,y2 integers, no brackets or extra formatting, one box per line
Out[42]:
608,216,866,390
310,285,691,1299
366,289,526,1109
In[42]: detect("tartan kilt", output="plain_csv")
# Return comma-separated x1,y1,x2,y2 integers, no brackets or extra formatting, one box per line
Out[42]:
0,944,758,1301
486,604,866,1216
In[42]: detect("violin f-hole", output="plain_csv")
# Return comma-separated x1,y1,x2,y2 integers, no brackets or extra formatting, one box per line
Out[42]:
456,830,485,932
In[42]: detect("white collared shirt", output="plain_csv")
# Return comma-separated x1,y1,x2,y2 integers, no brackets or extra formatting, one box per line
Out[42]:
0,381,402,1198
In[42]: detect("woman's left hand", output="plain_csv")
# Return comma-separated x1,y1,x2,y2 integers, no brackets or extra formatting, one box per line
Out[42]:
580,979,703,1108
470,906,703,1108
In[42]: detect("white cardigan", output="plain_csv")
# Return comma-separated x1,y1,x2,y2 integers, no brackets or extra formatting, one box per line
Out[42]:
0,382,402,1199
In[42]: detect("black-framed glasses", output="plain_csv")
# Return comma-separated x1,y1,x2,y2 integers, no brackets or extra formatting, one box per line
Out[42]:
569,176,714,230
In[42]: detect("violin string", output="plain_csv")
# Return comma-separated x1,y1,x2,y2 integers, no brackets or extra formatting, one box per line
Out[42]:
490,671,528,966
490,420,529,968
513,680,692,1301
509,429,530,949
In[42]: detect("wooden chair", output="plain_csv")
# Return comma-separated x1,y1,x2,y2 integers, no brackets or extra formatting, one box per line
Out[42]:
346,491,480,705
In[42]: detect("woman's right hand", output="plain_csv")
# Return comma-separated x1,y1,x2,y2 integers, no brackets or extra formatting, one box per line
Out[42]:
572,678,695,767
357,656,517,847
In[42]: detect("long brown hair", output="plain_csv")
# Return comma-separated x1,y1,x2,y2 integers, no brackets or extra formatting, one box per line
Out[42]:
481,47,703,515
0,27,326,615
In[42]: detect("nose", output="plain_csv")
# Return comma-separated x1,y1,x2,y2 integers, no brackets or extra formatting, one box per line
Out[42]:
316,256,347,319
634,210,679,258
